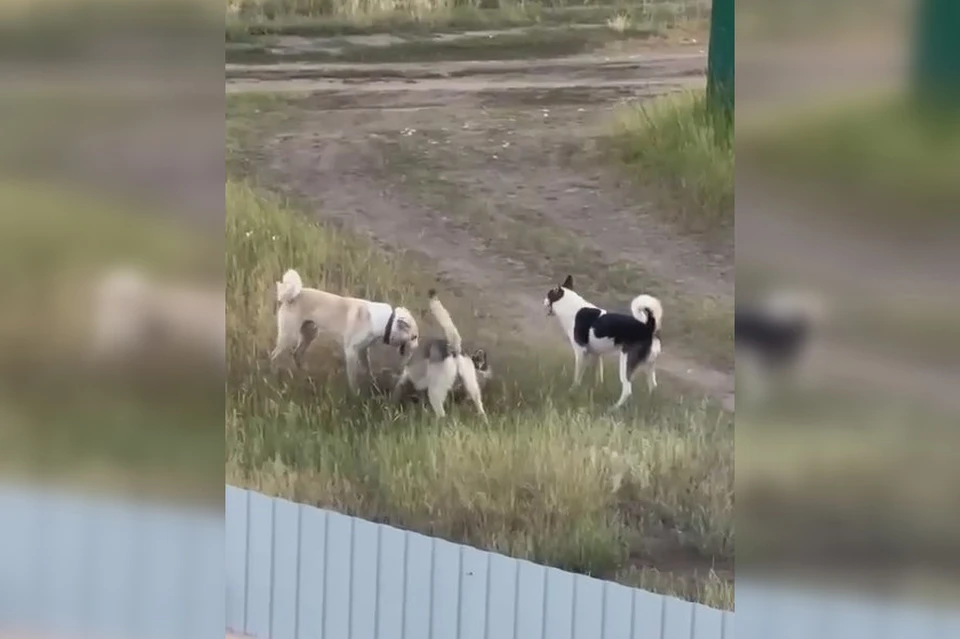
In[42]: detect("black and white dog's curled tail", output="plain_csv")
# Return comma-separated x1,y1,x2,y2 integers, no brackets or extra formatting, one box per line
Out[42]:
428,288,463,353
630,294,663,332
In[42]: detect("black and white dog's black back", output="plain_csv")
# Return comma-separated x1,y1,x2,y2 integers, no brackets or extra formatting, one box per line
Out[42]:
544,275,663,409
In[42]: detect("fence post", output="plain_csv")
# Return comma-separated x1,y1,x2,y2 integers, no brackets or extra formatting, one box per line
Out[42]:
912,0,960,104
706,0,734,124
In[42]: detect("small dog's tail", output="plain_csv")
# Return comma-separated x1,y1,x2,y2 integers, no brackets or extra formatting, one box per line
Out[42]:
630,294,663,332
277,269,303,304
428,289,462,352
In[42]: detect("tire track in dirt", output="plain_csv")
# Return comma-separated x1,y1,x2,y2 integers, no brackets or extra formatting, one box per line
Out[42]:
232,49,735,409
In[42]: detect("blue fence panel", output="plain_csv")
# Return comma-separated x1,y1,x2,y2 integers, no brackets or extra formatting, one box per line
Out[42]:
0,482,221,639
296,501,327,639
431,538,463,639
10,482,960,639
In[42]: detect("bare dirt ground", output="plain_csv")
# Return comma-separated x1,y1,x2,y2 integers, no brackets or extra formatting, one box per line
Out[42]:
227,33,735,409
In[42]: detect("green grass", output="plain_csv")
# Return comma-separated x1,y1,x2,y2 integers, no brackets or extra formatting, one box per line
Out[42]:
226,0,710,40
738,96,960,234
609,90,734,243
225,179,733,608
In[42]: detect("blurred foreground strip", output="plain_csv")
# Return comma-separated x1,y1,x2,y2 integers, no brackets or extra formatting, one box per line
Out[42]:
736,0,960,614
0,482,223,639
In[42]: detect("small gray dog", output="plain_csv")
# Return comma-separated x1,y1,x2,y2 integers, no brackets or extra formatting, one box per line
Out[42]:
381,349,491,406
390,290,488,419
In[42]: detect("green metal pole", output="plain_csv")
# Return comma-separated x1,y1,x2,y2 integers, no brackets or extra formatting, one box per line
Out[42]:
912,0,960,105
706,0,734,125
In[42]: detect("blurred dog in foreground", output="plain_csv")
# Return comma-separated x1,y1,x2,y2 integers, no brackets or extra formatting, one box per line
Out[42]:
271,268,420,393
735,290,825,398
91,267,224,370
544,275,663,410
391,289,488,419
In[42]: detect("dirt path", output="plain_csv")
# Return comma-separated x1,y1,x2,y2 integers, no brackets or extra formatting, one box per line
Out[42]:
228,45,735,410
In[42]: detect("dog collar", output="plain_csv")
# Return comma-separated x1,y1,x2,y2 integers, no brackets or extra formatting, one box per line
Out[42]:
383,308,396,344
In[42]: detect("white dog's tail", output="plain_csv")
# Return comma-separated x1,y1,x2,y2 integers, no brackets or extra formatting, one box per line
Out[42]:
277,269,303,304
630,294,663,332
428,289,462,352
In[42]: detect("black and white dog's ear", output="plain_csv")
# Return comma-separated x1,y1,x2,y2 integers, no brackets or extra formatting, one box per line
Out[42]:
561,275,574,289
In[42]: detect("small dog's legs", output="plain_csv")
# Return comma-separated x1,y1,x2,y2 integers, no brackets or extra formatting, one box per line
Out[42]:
390,370,412,403
456,355,488,421
645,365,657,392
271,308,301,367
426,360,458,418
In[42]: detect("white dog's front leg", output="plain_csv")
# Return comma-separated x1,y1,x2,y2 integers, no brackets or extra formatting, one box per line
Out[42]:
612,352,633,409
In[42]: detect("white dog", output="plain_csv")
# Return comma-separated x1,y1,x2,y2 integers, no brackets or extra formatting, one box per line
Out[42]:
391,289,487,419
271,268,420,392
91,267,225,369
544,275,663,409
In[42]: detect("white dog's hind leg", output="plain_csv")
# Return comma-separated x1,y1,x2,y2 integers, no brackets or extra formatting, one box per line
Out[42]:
612,352,633,409
271,307,301,366
456,355,487,420
270,329,299,366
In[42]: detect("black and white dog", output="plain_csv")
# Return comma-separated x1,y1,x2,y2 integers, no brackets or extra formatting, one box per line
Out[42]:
544,275,663,409
735,290,824,397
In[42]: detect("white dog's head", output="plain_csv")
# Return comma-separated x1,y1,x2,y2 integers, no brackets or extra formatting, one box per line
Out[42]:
388,306,420,356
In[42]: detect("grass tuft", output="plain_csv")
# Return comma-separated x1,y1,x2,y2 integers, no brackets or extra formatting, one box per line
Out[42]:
610,90,733,241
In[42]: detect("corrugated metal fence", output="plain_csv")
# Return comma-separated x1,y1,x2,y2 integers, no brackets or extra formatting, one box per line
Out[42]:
225,486,731,639
0,482,223,639
4,482,960,639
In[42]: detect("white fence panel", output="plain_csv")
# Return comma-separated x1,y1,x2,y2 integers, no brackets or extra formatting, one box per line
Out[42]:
0,482,223,639
6,482,960,639
225,485,732,639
